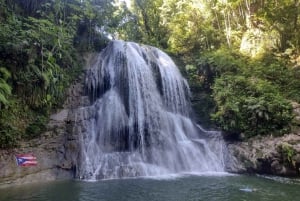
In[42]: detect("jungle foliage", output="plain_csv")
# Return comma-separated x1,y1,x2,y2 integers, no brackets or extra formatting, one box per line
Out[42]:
1,0,300,147
118,0,299,139
0,0,117,148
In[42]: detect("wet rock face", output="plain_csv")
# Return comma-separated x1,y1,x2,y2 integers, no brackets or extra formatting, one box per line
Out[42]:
227,133,300,176
0,116,75,187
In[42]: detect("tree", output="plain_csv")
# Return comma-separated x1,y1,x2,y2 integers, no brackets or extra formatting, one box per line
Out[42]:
120,0,168,47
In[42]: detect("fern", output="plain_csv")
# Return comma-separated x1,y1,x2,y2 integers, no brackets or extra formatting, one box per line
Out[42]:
0,67,11,106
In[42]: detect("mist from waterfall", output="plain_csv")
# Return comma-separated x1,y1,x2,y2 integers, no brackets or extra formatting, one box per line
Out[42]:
74,40,227,180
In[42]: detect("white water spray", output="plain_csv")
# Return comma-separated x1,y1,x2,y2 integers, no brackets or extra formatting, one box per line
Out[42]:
74,41,227,180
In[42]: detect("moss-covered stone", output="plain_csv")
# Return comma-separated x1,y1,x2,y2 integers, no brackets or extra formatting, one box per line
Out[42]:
227,134,300,177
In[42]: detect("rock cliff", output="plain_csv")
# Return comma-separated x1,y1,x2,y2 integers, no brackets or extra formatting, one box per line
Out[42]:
0,54,98,188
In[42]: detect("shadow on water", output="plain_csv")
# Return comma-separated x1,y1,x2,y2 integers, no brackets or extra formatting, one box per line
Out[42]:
1,174,300,201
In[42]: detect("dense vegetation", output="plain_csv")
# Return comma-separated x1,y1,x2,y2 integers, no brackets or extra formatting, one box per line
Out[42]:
0,0,117,148
0,0,299,148
120,0,300,139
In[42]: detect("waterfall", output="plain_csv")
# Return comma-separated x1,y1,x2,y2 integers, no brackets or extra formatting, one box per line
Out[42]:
74,40,227,180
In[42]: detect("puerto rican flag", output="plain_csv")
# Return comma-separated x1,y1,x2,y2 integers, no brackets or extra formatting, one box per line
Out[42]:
15,154,37,166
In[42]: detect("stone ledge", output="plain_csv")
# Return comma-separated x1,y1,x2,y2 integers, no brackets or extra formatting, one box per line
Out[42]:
227,133,300,176
0,168,73,189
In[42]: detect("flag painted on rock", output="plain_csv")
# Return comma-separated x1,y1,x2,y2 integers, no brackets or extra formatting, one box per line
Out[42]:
15,154,37,166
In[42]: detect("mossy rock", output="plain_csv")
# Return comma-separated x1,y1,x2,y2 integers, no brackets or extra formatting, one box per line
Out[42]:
278,142,296,167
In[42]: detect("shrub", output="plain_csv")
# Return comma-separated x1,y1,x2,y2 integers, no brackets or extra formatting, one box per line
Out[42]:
212,75,293,138
24,114,48,139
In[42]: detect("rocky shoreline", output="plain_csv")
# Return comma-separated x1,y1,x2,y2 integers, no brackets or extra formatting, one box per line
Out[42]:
227,133,300,176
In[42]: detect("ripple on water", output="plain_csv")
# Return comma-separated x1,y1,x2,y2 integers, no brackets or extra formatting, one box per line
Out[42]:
1,175,300,201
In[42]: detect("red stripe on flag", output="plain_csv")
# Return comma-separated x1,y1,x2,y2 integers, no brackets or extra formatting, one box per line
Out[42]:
22,161,38,166
15,154,38,166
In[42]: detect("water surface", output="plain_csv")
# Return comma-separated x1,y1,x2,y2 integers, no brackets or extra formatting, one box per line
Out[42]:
1,174,300,201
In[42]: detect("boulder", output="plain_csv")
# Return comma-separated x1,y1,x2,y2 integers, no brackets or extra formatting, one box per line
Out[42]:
227,133,300,176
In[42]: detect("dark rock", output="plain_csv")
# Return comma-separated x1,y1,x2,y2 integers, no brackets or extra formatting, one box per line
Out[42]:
227,133,300,177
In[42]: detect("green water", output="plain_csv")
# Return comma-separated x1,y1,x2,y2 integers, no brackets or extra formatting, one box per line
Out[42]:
1,174,300,201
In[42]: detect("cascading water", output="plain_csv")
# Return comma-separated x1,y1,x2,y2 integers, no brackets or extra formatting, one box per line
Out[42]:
74,40,227,180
